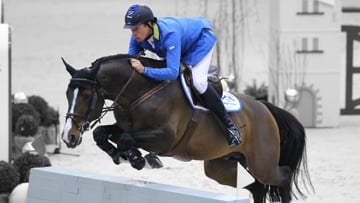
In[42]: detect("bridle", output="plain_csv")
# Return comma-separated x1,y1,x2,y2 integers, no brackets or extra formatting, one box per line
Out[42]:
65,69,137,135
65,56,169,135
65,78,99,135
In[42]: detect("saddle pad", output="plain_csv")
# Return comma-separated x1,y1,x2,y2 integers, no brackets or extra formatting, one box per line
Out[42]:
180,74,242,112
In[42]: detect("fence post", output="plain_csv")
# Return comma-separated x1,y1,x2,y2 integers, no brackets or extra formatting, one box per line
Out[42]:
0,15,12,162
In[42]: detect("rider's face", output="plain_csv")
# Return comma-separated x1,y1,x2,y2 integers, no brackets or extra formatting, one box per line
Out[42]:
131,24,151,42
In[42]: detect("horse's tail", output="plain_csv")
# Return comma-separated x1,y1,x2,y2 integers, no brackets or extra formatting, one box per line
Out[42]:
261,101,314,201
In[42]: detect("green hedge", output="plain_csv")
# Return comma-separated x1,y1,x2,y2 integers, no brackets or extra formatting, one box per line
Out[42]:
12,94,59,137
0,161,19,193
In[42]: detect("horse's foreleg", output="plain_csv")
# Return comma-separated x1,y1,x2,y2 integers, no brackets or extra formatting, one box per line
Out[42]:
122,147,146,170
126,127,176,153
93,124,123,165
92,127,143,170
93,124,162,170
106,128,164,170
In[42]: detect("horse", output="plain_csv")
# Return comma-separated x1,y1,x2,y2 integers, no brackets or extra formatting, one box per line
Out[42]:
61,54,313,203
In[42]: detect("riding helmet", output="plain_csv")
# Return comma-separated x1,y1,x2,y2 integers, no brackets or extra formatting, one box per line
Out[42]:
124,5,155,29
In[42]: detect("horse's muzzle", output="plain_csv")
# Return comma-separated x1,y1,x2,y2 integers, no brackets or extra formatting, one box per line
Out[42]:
62,132,82,148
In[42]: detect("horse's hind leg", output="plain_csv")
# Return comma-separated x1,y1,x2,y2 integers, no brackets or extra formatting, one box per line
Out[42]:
204,158,237,187
244,180,267,203
204,157,268,203
250,157,292,202
245,136,293,202
144,152,163,168
244,168,291,203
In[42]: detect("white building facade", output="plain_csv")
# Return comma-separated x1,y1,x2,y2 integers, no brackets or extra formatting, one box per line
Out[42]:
269,0,344,127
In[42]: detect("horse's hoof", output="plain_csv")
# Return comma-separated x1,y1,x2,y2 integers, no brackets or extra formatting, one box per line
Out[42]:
130,156,146,170
144,152,163,168
112,159,120,165
111,151,121,165
125,149,145,170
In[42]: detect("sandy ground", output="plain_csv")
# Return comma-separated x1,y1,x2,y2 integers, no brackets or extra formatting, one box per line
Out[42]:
4,0,360,202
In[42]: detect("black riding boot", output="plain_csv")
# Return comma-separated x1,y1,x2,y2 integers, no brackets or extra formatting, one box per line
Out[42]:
200,85,241,148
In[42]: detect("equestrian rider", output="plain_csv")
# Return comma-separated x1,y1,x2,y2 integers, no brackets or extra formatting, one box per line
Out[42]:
124,4,241,147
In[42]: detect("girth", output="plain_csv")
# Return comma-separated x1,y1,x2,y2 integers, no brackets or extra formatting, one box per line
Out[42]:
168,108,202,161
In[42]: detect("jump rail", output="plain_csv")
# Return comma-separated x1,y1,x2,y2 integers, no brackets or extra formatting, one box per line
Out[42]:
28,167,249,203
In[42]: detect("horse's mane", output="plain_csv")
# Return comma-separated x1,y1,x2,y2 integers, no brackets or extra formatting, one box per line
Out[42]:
91,54,166,69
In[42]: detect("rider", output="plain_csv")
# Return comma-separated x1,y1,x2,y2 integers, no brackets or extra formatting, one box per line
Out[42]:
123,4,241,148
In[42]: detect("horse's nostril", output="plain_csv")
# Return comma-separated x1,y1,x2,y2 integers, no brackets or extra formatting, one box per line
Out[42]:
63,134,78,148
70,134,76,142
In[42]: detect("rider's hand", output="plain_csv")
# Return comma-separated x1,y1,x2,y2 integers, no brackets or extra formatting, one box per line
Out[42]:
130,58,144,74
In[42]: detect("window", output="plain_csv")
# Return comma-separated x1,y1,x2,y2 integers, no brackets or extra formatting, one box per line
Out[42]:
297,0,324,15
302,0,308,13
313,38,319,50
313,0,319,13
302,38,308,50
297,37,324,53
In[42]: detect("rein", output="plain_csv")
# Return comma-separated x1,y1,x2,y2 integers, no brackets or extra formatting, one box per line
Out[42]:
90,70,170,129
107,69,137,110
89,69,136,129
127,80,169,111
99,51,144,112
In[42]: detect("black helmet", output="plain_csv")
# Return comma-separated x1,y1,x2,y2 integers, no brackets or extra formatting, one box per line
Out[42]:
124,5,155,29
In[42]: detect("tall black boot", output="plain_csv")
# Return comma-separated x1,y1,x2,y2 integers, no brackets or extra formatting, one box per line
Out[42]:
200,85,241,147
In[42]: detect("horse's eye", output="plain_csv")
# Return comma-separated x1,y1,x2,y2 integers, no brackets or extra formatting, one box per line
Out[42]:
81,89,93,101
82,93,92,101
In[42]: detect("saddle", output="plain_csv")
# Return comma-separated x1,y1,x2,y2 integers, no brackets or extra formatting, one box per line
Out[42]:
181,64,223,106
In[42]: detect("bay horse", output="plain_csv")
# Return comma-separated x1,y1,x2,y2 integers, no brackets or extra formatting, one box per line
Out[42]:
61,54,313,203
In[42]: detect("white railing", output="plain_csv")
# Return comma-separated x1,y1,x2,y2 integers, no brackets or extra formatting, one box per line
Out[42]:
28,167,250,203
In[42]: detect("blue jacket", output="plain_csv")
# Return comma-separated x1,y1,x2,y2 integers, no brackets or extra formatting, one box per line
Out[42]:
128,17,217,81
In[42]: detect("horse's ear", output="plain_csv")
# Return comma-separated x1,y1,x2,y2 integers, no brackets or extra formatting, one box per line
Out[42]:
62,57,76,76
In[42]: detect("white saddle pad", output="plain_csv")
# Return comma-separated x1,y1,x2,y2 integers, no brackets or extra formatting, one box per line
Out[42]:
180,74,242,112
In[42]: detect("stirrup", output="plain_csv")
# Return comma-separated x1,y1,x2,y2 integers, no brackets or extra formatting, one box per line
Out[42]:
227,128,241,148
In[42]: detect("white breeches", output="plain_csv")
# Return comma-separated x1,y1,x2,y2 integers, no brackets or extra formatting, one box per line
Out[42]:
191,45,215,94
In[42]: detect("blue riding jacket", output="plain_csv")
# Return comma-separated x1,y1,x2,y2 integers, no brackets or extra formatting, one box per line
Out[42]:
128,17,217,81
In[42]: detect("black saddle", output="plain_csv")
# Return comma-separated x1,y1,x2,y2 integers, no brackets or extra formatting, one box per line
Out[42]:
182,65,223,106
